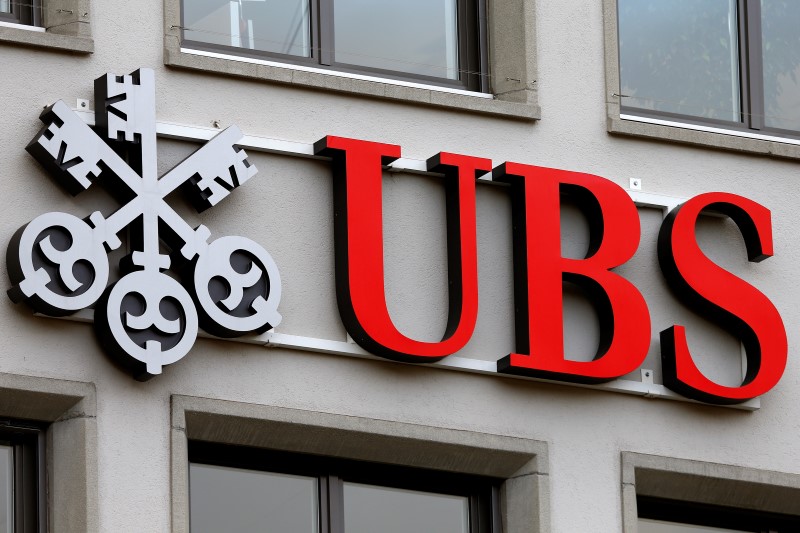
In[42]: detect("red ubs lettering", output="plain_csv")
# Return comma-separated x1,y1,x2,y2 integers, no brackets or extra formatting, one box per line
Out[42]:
314,135,787,406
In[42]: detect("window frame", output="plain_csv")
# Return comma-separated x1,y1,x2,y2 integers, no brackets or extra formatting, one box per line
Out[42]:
637,495,800,533
0,0,41,26
171,395,550,533
179,0,488,92
188,441,500,533
0,373,98,533
616,0,800,142
0,0,94,53
602,0,800,160
0,420,46,533
164,0,540,120
621,452,800,533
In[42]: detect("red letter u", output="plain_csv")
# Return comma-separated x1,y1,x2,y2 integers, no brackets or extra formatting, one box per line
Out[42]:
315,136,491,363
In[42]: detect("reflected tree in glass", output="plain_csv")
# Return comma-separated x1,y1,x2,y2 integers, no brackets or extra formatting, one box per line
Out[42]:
761,0,800,132
334,0,460,80
183,0,311,57
618,0,741,122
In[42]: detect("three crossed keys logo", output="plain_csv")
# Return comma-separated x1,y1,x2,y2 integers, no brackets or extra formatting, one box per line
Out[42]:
6,68,282,380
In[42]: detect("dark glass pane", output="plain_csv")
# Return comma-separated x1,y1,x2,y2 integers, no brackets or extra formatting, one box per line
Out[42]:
0,445,12,533
183,0,311,57
189,463,319,533
618,0,741,122
761,0,800,132
343,482,469,533
638,518,748,533
333,0,459,80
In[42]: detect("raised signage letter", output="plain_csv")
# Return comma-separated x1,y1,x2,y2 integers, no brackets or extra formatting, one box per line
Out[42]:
315,136,491,362
658,193,787,404
495,163,650,383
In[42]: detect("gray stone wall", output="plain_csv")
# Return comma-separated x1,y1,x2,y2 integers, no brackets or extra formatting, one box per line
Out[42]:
0,0,798,531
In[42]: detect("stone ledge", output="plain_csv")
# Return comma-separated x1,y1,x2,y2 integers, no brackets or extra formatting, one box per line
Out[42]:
608,117,800,161
0,24,93,53
171,395,550,533
162,28,540,122
621,452,800,533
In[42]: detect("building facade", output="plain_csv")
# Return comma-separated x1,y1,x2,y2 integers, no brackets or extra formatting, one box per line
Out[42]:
0,0,799,532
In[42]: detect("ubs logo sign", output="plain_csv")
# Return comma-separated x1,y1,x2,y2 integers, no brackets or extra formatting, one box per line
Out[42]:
6,68,281,380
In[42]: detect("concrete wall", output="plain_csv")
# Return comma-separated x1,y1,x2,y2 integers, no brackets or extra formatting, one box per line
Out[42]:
0,0,798,531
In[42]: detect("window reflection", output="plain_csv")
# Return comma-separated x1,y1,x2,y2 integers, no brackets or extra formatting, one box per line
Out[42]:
333,0,460,80
189,463,319,533
761,0,800,132
618,0,741,122
188,442,497,533
343,481,469,533
183,0,311,57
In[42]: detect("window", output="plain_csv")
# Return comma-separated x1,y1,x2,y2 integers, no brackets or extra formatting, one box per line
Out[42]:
180,0,486,91
164,0,540,119
604,0,800,159
0,421,45,533
189,442,498,532
0,0,41,26
637,496,800,533
0,373,98,533
0,0,94,53
171,396,550,533
618,0,800,137
621,453,800,533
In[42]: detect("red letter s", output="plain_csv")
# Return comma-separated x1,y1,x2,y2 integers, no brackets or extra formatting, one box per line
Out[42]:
658,193,787,404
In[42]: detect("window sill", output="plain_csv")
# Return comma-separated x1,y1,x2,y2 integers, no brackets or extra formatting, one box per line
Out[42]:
607,113,800,161
0,20,45,32
0,20,93,53
163,37,540,121
182,47,495,99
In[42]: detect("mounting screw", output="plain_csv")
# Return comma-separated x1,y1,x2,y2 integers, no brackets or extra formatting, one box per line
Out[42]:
212,120,221,129
629,178,642,191
77,98,90,110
